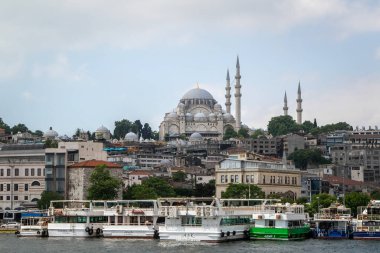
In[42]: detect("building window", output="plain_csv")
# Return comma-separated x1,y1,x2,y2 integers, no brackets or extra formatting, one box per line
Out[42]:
24,184,28,191
235,175,239,183
24,196,28,200
14,184,18,191
43,169,45,176
0,184,3,191
0,196,3,200
7,169,10,176
15,168,19,176
251,175,254,183
0,169,3,176
230,175,235,183
225,175,228,183
37,168,41,176
6,196,10,200
14,196,18,200
6,184,10,191
31,168,35,176
25,168,29,176
221,175,225,183
31,181,40,187
246,175,250,183
263,175,266,184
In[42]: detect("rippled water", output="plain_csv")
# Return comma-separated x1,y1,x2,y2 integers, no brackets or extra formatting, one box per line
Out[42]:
1,234,380,253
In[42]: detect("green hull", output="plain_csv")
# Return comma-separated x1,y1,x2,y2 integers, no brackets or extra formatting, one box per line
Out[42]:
250,226,310,240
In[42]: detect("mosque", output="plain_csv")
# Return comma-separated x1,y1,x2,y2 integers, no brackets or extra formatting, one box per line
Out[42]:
159,57,243,141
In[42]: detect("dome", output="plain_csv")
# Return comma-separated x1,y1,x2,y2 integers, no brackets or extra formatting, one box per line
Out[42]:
214,103,222,113
96,125,109,133
125,132,138,142
209,113,217,122
189,132,203,141
223,113,234,122
166,111,178,121
44,127,58,138
160,159,173,166
194,112,207,122
182,88,214,100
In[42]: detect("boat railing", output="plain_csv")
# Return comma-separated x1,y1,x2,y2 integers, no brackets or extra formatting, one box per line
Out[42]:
314,214,352,220
357,214,380,220
356,226,380,232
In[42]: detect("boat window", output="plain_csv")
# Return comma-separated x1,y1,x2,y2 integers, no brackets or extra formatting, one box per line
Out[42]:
181,217,202,226
89,216,107,223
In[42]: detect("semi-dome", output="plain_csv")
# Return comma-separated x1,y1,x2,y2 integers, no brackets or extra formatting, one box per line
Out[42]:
185,112,193,121
209,113,217,122
189,132,203,141
214,103,222,113
182,88,214,100
194,112,207,121
44,127,58,138
166,111,178,121
223,113,234,122
125,132,138,142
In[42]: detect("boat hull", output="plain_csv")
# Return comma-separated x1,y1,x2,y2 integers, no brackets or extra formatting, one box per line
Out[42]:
352,231,380,240
102,225,156,238
250,226,310,240
158,225,249,242
48,223,102,237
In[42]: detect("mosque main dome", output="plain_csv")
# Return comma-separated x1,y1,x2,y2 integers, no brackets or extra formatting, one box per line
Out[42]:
181,88,215,100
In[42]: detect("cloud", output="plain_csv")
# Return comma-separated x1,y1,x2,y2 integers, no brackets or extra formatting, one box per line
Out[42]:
32,54,87,81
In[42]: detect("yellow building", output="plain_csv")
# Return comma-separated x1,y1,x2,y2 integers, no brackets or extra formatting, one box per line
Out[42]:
215,155,302,199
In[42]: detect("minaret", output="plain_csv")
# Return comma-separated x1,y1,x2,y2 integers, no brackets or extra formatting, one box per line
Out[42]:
235,56,242,130
225,69,231,114
296,81,303,124
283,91,288,116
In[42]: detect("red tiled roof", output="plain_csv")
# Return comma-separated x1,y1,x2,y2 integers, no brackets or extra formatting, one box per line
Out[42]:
68,160,122,169
128,170,152,176
323,175,364,186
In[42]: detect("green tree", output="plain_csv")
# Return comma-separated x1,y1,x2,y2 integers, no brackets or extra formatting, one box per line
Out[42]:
130,184,158,199
267,115,301,136
172,171,187,182
344,192,371,216
313,118,318,128
141,123,153,139
250,129,265,139
288,149,330,170
221,183,265,199
132,120,143,137
113,119,133,140
370,190,380,200
194,180,215,197
238,128,249,138
44,139,58,148
37,191,63,210
0,118,11,134
309,193,337,216
302,120,315,133
87,164,122,200
11,123,28,133
223,126,238,140
34,130,43,137
142,177,175,197
152,131,159,140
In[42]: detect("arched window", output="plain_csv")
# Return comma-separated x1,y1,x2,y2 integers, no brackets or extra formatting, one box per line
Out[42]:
31,198,39,202
31,181,40,187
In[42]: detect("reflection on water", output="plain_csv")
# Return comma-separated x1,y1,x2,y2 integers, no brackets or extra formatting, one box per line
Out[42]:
1,234,380,253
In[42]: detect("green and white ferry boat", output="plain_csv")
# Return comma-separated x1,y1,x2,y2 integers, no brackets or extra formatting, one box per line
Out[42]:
250,202,310,240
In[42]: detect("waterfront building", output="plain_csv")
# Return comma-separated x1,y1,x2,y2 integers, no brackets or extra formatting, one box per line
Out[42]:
0,144,45,210
67,160,122,200
45,141,107,198
215,151,302,198
159,57,243,141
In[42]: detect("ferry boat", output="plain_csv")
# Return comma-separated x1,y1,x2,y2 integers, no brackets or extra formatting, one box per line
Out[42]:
16,211,51,237
157,198,253,242
353,200,380,240
48,200,107,237
249,202,310,240
313,203,352,239
102,200,159,238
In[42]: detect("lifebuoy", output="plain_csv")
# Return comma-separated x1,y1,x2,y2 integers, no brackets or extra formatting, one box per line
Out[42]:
37,231,40,235
232,231,236,236
96,228,101,235
221,232,225,238
85,227,90,233
226,231,230,236
244,230,249,237
154,229,159,239
88,228,94,235
15,231,20,235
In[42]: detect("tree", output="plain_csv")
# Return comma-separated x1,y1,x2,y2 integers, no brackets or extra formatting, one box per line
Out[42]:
0,118,11,134
37,191,63,210
132,120,143,137
194,180,215,197
129,184,158,199
267,115,301,136
87,164,122,200
288,149,330,170
11,123,28,133
34,130,43,137
309,193,337,216
302,120,315,134
313,118,318,128
370,190,380,200
223,126,238,140
141,123,153,139
250,129,265,139
113,119,132,140
344,192,370,216
221,183,265,199
172,171,187,182
44,139,58,148
142,177,175,197
238,128,249,138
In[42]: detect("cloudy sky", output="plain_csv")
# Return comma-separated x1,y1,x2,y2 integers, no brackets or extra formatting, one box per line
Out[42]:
1,0,380,136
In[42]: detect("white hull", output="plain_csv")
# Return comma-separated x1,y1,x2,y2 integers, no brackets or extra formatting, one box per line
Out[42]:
48,223,101,237
102,225,156,238
158,224,249,242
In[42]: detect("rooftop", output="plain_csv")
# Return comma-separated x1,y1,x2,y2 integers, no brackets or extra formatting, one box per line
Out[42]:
68,160,122,169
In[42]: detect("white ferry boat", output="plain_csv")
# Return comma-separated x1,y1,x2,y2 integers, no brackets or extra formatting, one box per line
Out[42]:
353,200,380,240
313,203,352,239
17,211,50,237
157,198,253,242
102,200,159,238
48,200,107,237
250,202,310,240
